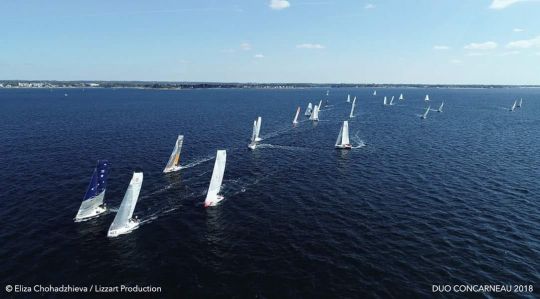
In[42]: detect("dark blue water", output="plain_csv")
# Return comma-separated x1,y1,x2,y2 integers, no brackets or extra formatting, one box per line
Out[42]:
1,88,539,298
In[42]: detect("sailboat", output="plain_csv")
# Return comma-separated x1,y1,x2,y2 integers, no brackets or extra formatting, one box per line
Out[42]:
383,96,388,106
163,135,184,173
255,117,262,141
305,103,313,116
292,107,301,125
318,100,323,110
510,100,517,112
75,160,110,222
399,93,404,100
350,97,356,118
517,98,522,108
389,96,395,106
310,105,319,121
326,90,329,96
248,119,258,150
335,121,352,149
421,106,430,119
373,90,377,96
437,102,444,113
425,94,430,101
347,94,351,103
107,170,143,237
204,150,227,208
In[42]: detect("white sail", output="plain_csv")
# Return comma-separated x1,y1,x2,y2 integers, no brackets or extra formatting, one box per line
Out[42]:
350,97,356,118
305,103,312,116
293,107,301,124
310,105,319,121
107,171,143,237
373,90,377,96
248,120,257,149
335,121,351,148
163,135,184,173
389,96,395,106
510,100,517,111
425,94,430,101
204,150,227,207
255,116,262,141
75,160,109,221
326,90,329,96
318,99,323,110
399,93,404,100
347,94,350,103
438,102,444,112
517,98,522,108
383,96,388,106
421,106,430,119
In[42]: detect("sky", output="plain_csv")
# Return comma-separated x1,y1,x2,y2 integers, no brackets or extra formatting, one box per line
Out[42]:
1,0,539,84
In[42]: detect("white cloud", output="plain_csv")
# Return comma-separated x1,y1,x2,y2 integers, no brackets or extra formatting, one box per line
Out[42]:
364,3,375,9
269,0,290,10
254,54,264,58
240,42,252,51
489,0,523,9
466,52,488,56
464,41,498,50
433,45,450,50
296,43,325,49
450,59,462,64
506,35,540,49
513,28,525,32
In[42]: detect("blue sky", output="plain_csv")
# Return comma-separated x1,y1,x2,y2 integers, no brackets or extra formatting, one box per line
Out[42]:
1,0,539,84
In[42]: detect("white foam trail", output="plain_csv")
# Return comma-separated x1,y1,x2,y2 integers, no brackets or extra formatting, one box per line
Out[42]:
180,155,214,169
256,144,308,151
351,131,367,149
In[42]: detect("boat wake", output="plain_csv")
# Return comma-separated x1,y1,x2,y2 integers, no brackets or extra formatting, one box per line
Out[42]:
256,144,309,151
180,155,215,170
351,132,367,149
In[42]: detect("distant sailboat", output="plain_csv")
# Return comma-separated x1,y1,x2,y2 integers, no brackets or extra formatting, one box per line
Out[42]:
305,103,313,116
255,117,262,141
204,150,227,208
292,107,301,125
510,100,517,112
326,90,330,96
248,119,259,150
163,135,184,173
517,98,522,108
437,102,444,113
389,96,395,106
399,93,404,100
75,160,110,222
373,90,377,96
350,97,356,118
335,121,352,149
347,94,351,103
107,171,143,237
425,94,430,102
421,106,430,119
310,105,319,121
383,96,388,106
318,100,323,110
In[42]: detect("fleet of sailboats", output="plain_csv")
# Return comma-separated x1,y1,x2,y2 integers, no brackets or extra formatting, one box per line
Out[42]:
107,171,143,237
163,135,184,173
204,150,227,208
335,121,351,149
75,160,110,222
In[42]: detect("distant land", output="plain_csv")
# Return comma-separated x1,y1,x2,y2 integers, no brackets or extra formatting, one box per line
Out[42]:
0,80,539,89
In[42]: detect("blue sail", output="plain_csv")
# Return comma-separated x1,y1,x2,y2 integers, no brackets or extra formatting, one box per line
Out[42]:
83,160,109,201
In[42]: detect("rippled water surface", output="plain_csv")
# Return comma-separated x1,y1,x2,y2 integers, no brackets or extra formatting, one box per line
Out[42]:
1,88,539,298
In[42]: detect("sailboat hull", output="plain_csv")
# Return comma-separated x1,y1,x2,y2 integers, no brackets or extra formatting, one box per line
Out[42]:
335,144,352,149
75,192,107,221
107,218,140,237
204,195,224,208
248,143,257,150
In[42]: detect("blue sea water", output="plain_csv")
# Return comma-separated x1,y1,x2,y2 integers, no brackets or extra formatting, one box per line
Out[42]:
0,87,539,298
